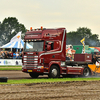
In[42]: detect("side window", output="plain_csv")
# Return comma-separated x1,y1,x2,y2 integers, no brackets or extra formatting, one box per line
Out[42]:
45,41,54,50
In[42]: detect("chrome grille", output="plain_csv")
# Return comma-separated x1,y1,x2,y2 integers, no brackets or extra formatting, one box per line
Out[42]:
25,65,37,67
27,56,34,57
27,61,38,63
27,58,34,60
23,55,38,68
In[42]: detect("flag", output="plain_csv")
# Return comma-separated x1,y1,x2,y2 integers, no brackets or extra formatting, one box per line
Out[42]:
80,38,85,46
10,32,21,42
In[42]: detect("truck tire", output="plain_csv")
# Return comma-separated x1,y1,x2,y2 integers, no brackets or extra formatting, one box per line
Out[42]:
83,67,91,77
49,65,60,78
29,73,39,78
0,77,8,82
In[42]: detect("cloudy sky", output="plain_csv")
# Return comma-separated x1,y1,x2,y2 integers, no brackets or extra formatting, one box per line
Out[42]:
0,0,100,38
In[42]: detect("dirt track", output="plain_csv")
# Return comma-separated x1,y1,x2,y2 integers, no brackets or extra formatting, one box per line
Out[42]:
0,71,31,79
0,71,48,79
0,81,100,100
0,71,100,100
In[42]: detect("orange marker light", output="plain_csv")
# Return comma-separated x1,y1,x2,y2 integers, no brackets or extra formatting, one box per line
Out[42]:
41,26,43,30
30,27,32,31
41,66,44,69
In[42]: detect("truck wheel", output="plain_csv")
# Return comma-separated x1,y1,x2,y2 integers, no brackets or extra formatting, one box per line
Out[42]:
83,67,91,77
49,65,60,78
29,73,39,78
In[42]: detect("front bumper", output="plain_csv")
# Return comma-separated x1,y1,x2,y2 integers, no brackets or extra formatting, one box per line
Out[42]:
22,68,44,73
22,65,45,73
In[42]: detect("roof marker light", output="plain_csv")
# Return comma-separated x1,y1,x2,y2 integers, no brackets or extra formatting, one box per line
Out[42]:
41,26,43,30
30,27,33,31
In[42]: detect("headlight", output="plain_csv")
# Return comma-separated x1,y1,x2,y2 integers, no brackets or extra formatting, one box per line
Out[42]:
61,62,65,66
24,56,27,57
37,66,44,69
24,61,27,62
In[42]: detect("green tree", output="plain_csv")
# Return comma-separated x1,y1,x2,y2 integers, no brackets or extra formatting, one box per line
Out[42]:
66,31,81,45
67,27,100,46
0,17,27,45
88,34,100,46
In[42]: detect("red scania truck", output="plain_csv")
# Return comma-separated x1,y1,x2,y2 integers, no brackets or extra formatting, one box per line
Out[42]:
22,27,93,78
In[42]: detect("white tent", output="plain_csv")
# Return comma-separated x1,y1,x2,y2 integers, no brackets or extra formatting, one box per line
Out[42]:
2,39,24,48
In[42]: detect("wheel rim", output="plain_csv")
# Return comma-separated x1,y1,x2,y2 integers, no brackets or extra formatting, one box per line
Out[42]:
84,68,89,77
51,69,57,77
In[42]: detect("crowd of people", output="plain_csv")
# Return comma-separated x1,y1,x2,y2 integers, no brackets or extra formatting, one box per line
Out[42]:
66,53,74,61
0,51,23,59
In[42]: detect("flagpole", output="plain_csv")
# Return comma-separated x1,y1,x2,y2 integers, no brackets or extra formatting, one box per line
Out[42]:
19,39,21,52
20,40,21,48
83,43,85,54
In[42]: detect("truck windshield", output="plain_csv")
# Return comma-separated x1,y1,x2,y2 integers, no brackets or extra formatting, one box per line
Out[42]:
24,41,44,52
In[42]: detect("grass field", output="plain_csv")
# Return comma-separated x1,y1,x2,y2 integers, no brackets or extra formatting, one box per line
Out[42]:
0,65,22,70
0,65,22,67
0,66,100,85
0,77,100,85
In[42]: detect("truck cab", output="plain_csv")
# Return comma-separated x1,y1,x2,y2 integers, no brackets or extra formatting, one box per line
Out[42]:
22,27,66,78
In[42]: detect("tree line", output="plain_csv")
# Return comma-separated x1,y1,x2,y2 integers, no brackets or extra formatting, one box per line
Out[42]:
0,17,100,47
0,17,26,45
66,27,100,46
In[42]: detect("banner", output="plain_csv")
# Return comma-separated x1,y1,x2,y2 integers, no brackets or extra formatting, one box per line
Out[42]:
0,59,22,65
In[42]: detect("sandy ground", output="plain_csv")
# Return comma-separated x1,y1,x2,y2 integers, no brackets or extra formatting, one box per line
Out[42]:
0,81,100,100
0,71,100,100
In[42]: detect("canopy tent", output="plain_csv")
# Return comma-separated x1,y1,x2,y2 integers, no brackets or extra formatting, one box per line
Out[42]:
1,40,33,49
88,47,99,53
2,39,24,48
94,47,100,52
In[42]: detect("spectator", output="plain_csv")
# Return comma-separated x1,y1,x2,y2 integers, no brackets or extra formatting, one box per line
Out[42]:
1,51,5,59
13,52,16,59
16,52,20,59
5,51,9,59
92,55,99,64
0,52,2,59
20,51,23,58
0,50,23,59
7,51,12,58
9,51,13,58
4,51,8,59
